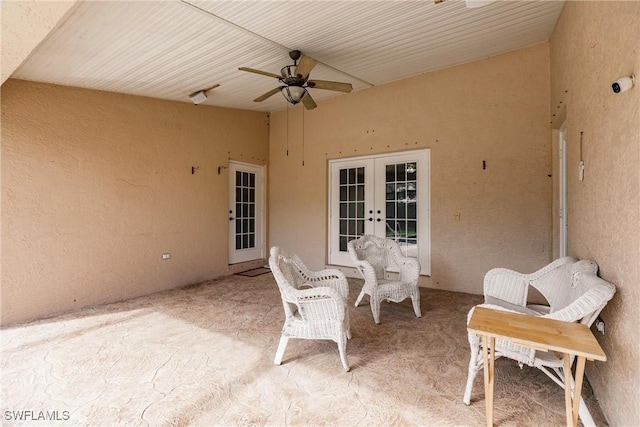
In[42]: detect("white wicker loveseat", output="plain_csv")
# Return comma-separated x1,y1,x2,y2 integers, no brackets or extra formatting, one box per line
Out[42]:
269,246,352,371
463,256,616,426
347,234,422,324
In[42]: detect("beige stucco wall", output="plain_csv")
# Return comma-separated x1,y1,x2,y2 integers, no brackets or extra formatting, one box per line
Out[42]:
1,79,269,325
550,1,640,425
269,43,552,295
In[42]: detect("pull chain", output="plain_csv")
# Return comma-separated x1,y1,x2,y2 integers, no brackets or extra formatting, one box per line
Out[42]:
302,106,305,166
286,103,289,156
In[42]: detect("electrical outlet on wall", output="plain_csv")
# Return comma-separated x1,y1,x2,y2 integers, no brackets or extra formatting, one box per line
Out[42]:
595,317,605,335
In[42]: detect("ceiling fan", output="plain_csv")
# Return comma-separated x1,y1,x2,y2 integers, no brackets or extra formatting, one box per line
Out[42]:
239,50,353,110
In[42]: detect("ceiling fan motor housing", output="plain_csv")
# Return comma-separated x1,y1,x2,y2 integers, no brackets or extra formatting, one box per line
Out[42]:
289,50,302,62
280,65,307,86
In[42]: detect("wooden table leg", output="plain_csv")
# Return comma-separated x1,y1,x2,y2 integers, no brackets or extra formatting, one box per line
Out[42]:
562,354,586,427
563,353,573,427
482,335,494,426
573,356,587,426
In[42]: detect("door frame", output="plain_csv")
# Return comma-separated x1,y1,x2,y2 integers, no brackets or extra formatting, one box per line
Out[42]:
558,122,568,258
228,160,265,264
327,149,430,274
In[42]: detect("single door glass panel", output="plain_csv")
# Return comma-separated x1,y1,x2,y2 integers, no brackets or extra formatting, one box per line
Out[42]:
235,171,257,250
385,162,418,257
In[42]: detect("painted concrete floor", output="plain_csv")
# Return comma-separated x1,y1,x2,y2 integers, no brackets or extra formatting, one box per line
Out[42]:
1,273,607,426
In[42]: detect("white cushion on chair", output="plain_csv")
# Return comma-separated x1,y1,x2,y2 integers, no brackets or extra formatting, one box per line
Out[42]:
483,295,540,316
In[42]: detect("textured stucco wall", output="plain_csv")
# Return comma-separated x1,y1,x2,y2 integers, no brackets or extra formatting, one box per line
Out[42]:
1,79,269,325
269,43,552,295
0,0,78,85
550,2,640,425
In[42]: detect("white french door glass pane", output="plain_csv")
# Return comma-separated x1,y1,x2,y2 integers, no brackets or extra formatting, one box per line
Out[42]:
235,170,256,250
381,161,418,258
338,166,366,251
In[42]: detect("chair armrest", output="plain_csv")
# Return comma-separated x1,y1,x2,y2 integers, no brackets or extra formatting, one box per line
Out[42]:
288,254,349,300
300,266,345,281
397,257,420,284
483,268,530,306
304,269,349,301
543,277,616,325
351,258,379,286
295,286,346,321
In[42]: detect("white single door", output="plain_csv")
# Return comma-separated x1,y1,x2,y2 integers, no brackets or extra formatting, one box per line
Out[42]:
328,150,430,274
228,161,264,264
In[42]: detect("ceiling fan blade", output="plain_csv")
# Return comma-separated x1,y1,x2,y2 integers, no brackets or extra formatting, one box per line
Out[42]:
294,55,317,79
302,92,317,110
307,80,353,93
254,87,283,102
239,67,282,79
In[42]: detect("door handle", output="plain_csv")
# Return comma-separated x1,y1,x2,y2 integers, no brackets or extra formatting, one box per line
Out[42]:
229,217,234,221
376,218,382,222
368,217,373,222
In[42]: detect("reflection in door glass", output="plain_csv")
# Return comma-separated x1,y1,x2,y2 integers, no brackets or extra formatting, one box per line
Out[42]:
338,167,365,251
385,162,418,258
235,171,256,250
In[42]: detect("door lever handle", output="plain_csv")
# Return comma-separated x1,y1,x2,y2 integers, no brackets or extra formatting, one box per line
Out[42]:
229,217,234,221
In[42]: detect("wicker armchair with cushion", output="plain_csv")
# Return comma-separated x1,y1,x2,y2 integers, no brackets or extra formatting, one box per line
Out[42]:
269,246,351,371
347,234,422,324
463,257,616,426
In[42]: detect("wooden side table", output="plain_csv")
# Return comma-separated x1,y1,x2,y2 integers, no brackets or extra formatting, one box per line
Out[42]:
467,306,606,427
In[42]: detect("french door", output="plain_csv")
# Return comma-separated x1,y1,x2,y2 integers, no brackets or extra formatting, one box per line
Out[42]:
328,150,430,274
228,161,264,264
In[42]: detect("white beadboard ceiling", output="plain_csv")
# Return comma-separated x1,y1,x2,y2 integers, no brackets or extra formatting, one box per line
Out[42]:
13,0,565,112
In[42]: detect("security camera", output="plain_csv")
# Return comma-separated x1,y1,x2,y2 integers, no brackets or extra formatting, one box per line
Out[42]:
611,74,635,93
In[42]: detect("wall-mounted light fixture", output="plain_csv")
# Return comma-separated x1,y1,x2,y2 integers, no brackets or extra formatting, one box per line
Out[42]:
188,83,220,105
189,91,207,105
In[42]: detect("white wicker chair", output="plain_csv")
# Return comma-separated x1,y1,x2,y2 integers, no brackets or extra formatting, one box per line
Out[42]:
347,234,422,324
269,246,351,371
463,257,616,426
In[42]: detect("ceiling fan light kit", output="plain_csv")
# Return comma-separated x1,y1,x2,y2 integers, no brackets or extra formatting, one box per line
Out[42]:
239,50,353,110
281,86,307,105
